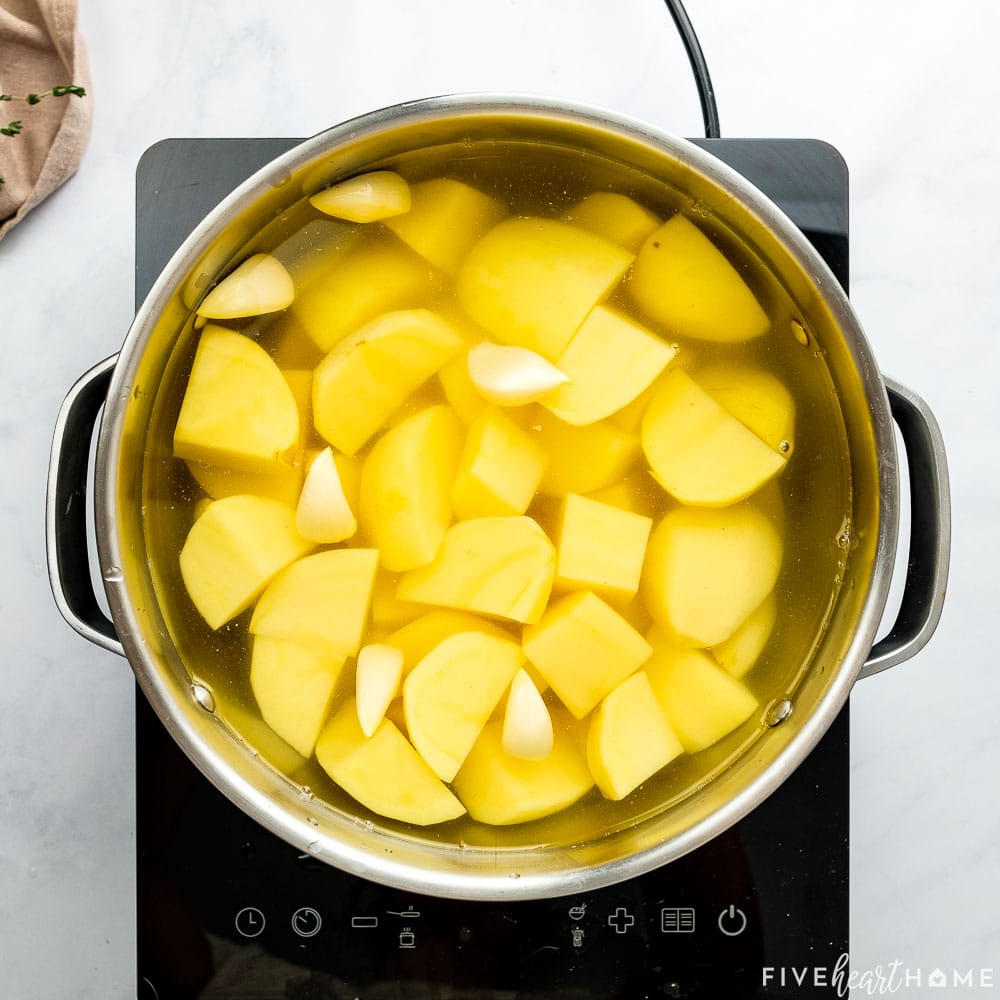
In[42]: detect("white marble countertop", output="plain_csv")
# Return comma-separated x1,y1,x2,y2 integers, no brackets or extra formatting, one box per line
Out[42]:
2,1,997,997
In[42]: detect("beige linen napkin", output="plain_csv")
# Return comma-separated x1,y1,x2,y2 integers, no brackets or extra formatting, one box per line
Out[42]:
0,0,91,241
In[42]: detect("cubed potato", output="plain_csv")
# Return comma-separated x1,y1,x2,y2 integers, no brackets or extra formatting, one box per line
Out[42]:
312,309,463,455
359,405,464,572
562,192,662,253
404,631,525,781
196,253,294,319
450,407,549,519
541,306,675,426
641,368,786,506
384,178,507,276
555,493,652,602
250,636,347,757
315,701,466,825
452,713,594,825
628,214,770,342
179,495,314,630
309,170,411,222
173,326,299,475
642,505,782,647
250,548,379,657
369,569,427,629
694,365,796,454
529,409,640,496
186,459,303,508
438,349,489,424
293,237,440,352
397,516,555,624
382,609,511,674
586,671,684,800
456,217,634,360
522,591,652,719
711,593,777,678
645,634,759,752
585,469,664,520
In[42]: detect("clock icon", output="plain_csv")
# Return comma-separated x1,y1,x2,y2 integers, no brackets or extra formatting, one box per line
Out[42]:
234,906,266,938
291,907,323,938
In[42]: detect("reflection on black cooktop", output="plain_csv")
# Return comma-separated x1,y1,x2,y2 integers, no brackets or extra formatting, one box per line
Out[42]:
135,137,849,1000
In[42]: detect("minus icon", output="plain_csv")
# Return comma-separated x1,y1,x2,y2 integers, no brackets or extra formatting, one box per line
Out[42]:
351,915,379,929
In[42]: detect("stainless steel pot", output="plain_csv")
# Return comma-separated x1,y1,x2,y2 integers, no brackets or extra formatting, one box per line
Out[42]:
46,95,950,901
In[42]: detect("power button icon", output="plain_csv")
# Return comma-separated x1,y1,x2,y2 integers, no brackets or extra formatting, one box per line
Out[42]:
717,904,748,937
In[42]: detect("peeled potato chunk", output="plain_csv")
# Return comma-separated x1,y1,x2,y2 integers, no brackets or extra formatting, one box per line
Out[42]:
293,238,440,353
542,306,675,426
450,406,549,519
179,495,313,630
453,713,593,825
456,217,634,360
642,505,782,647
383,609,510,674
711,593,777,678
309,170,411,223
695,365,796,454
587,671,684,800
530,410,640,497
404,631,525,782
196,253,294,319
502,669,554,761
384,177,507,276
250,548,379,657
555,493,652,603
641,368,787,506
250,636,346,757
628,215,770,342
312,309,463,455
562,192,662,253
522,591,652,719
645,634,759,753
359,405,464,572
173,326,299,475
397,516,555,624
316,701,466,826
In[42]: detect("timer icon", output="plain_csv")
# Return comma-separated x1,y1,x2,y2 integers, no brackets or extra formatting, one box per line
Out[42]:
291,907,323,938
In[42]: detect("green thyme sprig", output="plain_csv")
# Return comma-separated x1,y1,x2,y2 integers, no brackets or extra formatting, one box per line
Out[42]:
1,85,87,189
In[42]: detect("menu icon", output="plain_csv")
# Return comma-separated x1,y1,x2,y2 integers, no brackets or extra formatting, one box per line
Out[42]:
661,907,696,933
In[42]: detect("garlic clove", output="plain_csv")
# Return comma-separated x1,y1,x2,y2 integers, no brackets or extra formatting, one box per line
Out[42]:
467,341,570,406
356,644,405,738
295,447,357,543
309,170,411,223
196,253,294,318
502,668,554,760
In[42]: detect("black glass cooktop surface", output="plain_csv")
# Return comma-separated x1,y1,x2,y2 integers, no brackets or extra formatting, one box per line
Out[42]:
135,136,850,1000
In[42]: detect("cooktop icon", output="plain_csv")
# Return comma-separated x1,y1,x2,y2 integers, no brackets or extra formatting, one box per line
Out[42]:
717,904,748,937
291,907,322,938
234,906,266,939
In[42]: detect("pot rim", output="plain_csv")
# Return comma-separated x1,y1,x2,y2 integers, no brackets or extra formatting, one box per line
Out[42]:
95,93,898,900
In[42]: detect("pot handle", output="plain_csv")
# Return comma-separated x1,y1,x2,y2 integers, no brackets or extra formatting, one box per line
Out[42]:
858,377,950,679
46,355,126,657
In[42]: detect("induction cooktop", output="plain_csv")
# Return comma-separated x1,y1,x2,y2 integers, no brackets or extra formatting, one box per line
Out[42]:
134,136,850,1000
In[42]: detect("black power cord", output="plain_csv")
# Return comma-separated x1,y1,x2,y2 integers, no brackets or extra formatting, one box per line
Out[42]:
662,0,721,138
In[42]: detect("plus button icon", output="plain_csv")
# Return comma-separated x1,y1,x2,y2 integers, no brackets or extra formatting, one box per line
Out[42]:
607,907,636,934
